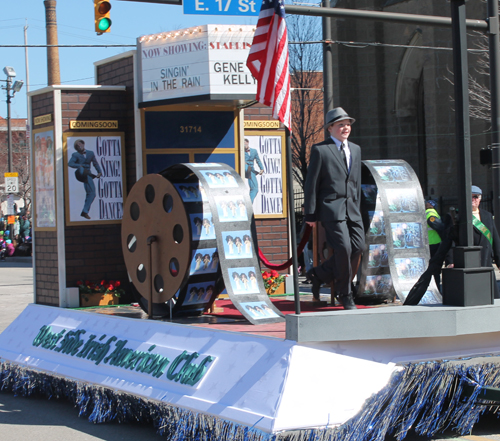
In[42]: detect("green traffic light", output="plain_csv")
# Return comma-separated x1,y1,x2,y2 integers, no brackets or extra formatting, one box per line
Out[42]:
97,17,112,32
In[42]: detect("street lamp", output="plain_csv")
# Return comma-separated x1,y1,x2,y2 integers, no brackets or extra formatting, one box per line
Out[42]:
1,66,24,173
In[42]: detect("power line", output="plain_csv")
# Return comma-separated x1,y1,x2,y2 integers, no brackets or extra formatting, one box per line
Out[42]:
289,39,488,53
0,44,135,48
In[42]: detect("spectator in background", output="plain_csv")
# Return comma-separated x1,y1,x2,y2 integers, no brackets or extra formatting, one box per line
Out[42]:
0,232,6,261
19,215,30,242
13,216,20,243
425,199,446,291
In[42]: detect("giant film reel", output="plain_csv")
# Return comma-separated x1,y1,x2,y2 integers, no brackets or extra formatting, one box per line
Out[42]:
358,159,442,304
122,174,192,313
122,163,284,324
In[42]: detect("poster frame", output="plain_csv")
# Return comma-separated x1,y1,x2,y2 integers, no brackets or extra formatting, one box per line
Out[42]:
32,125,57,231
242,129,287,219
63,132,127,226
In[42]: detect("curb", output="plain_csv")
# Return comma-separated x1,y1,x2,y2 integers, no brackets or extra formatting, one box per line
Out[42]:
3,256,33,263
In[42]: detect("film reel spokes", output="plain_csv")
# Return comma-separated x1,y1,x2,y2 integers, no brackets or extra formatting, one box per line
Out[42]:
121,174,191,306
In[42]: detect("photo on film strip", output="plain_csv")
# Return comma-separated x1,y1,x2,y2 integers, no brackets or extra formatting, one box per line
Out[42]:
372,165,411,182
173,183,206,203
367,211,386,237
182,281,218,306
394,257,426,283
200,170,239,189
240,301,281,320
368,244,389,269
391,222,423,250
385,188,419,213
221,230,253,259
227,266,261,295
363,274,393,298
190,212,216,241
189,248,219,275
214,195,248,222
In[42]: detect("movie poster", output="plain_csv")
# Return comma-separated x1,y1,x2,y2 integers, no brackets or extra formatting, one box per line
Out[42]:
33,128,56,229
243,132,286,218
64,133,126,224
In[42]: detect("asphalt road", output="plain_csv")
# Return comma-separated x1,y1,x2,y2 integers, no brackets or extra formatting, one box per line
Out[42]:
0,260,500,440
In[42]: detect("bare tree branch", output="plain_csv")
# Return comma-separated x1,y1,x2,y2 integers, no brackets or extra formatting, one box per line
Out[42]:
287,9,324,190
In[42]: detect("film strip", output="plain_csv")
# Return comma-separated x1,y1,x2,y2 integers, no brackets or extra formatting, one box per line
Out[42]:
358,160,442,304
121,163,285,324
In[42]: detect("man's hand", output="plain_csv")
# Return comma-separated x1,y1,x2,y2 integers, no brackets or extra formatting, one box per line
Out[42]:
258,170,264,175
306,221,316,228
97,173,102,178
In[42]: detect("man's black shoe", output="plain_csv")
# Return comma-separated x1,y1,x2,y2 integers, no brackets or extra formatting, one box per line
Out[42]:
81,211,91,219
336,292,357,310
307,269,322,300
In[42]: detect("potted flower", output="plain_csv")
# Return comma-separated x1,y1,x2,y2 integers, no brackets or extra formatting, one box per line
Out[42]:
261,270,286,295
77,279,124,307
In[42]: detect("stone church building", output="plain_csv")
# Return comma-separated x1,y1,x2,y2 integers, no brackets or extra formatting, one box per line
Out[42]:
329,0,493,211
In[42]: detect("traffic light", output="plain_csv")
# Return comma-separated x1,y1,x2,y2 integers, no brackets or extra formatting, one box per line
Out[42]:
480,147,492,166
94,0,112,34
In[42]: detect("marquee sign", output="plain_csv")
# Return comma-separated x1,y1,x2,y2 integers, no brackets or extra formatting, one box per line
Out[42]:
137,24,257,104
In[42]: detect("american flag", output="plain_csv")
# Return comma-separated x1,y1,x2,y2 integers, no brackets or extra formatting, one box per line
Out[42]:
246,0,291,130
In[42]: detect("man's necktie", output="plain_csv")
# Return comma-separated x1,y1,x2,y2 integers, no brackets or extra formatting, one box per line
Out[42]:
340,142,348,171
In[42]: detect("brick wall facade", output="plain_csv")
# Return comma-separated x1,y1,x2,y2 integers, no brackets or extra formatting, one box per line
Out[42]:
62,55,136,301
32,92,59,305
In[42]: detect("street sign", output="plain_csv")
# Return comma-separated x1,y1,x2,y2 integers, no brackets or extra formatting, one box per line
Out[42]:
6,194,15,215
4,172,19,194
183,0,260,15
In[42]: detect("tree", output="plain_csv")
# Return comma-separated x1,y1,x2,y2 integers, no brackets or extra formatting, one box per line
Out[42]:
287,10,324,192
0,124,31,216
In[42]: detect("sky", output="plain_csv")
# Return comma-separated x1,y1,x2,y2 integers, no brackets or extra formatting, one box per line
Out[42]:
0,0,260,119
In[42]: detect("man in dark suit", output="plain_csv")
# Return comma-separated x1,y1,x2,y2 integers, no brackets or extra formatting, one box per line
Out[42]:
68,139,102,219
304,108,364,310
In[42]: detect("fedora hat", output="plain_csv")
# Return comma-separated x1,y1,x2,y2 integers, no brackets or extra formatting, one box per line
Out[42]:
325,107,355,128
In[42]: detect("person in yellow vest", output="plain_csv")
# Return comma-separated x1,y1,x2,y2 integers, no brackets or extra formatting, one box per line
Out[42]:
425,199,446,290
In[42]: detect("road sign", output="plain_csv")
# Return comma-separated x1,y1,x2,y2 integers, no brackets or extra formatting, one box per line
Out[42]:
183,0,260,16
6,194,15,215
4,173,19,194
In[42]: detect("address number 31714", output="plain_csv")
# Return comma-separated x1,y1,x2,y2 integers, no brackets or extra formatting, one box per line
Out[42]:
180,126,202,133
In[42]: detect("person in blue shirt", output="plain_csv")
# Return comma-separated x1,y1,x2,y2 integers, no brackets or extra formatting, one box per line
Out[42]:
244,138,264,203
68,139,102,219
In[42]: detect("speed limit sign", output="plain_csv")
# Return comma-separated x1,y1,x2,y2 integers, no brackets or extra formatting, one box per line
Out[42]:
4,173,18,194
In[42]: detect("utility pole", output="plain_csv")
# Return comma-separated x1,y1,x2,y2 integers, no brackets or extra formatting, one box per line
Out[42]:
1,67,23,174
322,0,333,117
6,77,13,174
487,0,500,232
24,20,31,143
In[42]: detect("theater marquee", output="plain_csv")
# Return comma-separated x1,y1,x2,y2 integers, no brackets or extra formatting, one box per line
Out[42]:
137,24,257,104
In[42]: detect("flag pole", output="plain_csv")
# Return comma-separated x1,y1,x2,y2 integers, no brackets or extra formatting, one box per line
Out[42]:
285,126,301,314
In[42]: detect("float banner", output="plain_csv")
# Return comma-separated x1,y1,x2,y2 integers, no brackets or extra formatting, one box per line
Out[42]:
0,304,398,433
